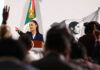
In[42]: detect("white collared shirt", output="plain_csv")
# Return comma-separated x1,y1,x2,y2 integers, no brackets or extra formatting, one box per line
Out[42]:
32,34,36,39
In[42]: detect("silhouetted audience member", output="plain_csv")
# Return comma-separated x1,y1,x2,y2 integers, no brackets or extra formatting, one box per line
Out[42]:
71,42,100,70
69,42,90,70
31,23,83,70
18,34,40,63
78,21,99,58
18,34,32,51
93,24,100,65
0,38,38,70
70,42,87,60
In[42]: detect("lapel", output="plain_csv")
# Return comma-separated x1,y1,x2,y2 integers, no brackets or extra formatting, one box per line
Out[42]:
33,32,39,40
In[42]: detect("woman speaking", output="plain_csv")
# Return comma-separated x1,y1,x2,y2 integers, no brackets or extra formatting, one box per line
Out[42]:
16,20,44,47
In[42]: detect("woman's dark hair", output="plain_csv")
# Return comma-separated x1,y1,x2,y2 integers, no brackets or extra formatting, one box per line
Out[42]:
30,20,39,33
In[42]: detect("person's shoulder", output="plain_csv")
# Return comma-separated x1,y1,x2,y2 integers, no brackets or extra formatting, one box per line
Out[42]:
37,33,43,36
79,34,88,40
78,35,87,43
26,32,32,35
18,61,38,70
0,61,38,70
31,58,45,69
26,31,31,33
81,33,94,40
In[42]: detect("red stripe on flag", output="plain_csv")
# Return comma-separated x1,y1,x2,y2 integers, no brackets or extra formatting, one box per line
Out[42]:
32,0,35,14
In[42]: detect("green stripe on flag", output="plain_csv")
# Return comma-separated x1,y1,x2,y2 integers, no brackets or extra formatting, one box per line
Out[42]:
25,0,36,25
34,8,36,18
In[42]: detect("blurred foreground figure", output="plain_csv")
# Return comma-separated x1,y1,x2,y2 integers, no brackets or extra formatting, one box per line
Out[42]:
31,22,82,70
78,21,100,58
0,38,38,70
18,34,41,63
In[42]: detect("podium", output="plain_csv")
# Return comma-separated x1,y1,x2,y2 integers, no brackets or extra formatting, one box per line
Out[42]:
33,41,43,48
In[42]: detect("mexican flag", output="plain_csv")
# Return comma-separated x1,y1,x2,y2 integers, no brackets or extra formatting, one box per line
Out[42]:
24,0,36,32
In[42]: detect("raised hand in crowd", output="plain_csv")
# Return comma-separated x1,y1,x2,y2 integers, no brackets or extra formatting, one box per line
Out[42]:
15,27,21,32
2,6,10,24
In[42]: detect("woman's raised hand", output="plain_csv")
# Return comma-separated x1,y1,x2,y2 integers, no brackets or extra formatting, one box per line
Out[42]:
15,27,21,32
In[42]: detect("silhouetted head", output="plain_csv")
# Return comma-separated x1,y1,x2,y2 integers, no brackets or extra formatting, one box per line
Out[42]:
45,25,73,55
0,38,27,60
18,34,32,51
84,21,99,34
